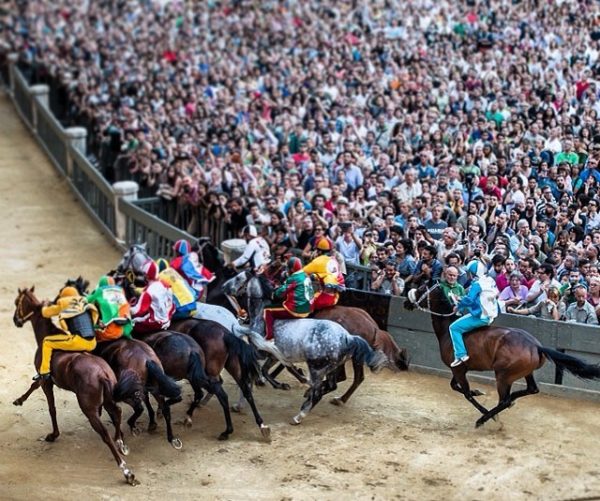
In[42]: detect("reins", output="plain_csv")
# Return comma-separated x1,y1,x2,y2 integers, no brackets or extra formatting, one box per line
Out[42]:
16,291,35,323
412,283,456,317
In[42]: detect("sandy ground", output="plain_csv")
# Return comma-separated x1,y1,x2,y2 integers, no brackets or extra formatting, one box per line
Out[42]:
1,92,600,501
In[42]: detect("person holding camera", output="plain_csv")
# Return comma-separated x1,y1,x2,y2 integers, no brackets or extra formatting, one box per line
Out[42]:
335,221,362,266
370,259,404,296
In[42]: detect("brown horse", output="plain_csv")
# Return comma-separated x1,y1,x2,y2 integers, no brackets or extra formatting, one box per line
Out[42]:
12,288,137,485
405,283,600,427
94,338,183,448
138,330,237,441
171,318,270,440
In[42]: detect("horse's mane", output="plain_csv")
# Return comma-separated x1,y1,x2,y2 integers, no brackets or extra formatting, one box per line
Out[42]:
55,277,90,302
257,273,274,299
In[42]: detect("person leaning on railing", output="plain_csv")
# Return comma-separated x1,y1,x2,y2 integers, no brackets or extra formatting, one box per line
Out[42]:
507,285,563,321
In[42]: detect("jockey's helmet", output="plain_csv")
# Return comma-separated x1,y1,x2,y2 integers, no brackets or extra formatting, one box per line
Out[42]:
287,256,303,273
466,259,486,279
315,236,333,251
59,286,79,298
156,258,170,273
98,276,115,288
143,260,159,281
173,239,191,256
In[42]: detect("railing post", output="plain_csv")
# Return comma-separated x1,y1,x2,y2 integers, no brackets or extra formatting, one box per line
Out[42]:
64,127,87,178
7,53,18,93
113,181,139,244
29,84,50,131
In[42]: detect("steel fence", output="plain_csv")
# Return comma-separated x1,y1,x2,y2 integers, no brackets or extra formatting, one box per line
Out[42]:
34,98,67,175
12,68,33,128
70,148,116,234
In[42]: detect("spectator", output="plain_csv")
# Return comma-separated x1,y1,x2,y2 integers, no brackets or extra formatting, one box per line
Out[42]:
371,259,404,296
499,272,529,310
564,285,599,325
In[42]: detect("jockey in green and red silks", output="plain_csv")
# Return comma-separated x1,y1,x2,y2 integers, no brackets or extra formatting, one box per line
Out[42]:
263,257,314,340
170,239,215,299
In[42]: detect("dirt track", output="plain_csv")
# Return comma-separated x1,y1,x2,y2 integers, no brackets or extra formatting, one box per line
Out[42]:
1,92,600,501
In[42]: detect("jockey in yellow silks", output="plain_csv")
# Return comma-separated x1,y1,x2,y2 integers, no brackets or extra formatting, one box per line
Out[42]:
156,258,198,319
303,237,345,311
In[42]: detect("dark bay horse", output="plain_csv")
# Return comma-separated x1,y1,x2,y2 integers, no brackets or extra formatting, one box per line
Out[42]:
138,329,239,441
405,284,600,427
12,288,137,485
171,318,270,440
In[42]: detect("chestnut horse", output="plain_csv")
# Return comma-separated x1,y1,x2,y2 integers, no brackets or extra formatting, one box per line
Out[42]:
405,283,600,427
12,288,137,485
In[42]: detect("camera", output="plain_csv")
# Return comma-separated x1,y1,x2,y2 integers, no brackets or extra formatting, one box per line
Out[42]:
339,222,352,232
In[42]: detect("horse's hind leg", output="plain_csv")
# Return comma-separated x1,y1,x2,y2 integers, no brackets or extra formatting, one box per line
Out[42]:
41,382,60,442
508,374,539,403
13,380,42,406
331,360,364,406
143,392,157,432
127,400,145,435
156,393,183,449
208,379,234,440
104,399,128,455
261,356,291,390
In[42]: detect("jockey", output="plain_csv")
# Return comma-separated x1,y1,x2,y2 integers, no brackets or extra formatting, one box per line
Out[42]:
170,239,215,299
448,259,500,367
303,237,345,311
263,257,314,340
229,225,271,272
36,286,99,380
87,276,133,342
156,258,198,319
130,260,175,333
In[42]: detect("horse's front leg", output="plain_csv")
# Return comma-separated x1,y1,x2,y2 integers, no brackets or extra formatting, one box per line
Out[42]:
13,380,42,406
331,360,364,406
291,364,327,425
261,356,291,390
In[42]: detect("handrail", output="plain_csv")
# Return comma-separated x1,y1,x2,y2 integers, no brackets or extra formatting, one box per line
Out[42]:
71,148,115,199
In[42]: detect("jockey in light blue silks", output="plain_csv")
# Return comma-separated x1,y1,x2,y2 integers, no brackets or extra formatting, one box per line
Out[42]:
448,259,500,368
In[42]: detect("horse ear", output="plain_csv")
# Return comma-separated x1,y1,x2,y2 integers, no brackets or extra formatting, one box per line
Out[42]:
31,285,35,292
17,287,22,294
141,242,147,250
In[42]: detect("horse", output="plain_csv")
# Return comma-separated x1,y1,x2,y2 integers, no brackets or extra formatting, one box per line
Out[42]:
12,288,137,485
404,283,600,427
222,270,388,424
64,277,183,448
138,330,239,440
170,318,270,440
118,242,240,330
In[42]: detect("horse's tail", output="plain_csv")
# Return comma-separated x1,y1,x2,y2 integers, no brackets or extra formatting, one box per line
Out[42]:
232,324,291,366
146,360,181,400
224,330,261,384
349,336,387,373
113,368,144,404
538,346,600,380
187,351,209,386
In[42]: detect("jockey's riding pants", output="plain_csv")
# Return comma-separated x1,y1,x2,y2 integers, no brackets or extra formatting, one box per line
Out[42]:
263,307,304,340
39,333,97,375
312,291,339,311
448,314,492,359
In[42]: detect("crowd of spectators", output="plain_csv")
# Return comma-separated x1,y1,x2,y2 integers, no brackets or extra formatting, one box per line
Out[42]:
4,0,600,324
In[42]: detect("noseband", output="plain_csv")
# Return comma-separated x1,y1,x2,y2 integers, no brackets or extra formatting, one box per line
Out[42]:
411,283,456,317
15,292,35,323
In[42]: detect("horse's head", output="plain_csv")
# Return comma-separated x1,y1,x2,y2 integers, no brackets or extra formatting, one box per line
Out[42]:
13,286,40,328
405,283,453,316
118,243,150,274
222,270,252,297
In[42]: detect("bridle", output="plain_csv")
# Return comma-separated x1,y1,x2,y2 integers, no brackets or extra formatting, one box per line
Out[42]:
15,291,35,324
410,283,456,317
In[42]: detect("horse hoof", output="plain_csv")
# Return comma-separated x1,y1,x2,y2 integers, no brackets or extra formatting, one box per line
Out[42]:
290,415,302,426
147,422,158,433
280,383,291,391
171,438,183,450
231,403,242,413
117,439,130,456
475,419,485,428
218,432,230,441
130,426,141,437
44,433,58,442
183,416,193,428
13,399,23,406
123,468,138,486
471,389,486,397
330,397,344,407
260,424,271,441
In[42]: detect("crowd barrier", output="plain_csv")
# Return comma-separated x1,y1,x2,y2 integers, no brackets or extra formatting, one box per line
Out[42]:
3,58,600,401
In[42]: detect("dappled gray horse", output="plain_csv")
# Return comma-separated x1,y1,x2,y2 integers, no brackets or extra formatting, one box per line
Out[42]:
223,270,387,424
